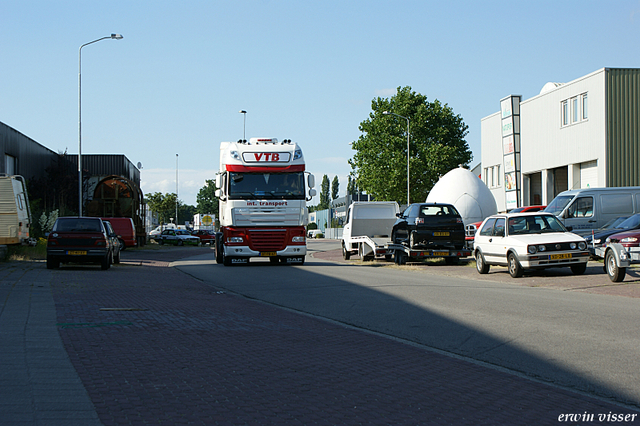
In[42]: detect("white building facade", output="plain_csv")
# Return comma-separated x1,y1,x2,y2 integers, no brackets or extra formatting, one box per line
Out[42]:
481,68,640,212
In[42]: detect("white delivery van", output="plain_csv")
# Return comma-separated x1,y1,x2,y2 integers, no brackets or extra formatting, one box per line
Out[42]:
0,175,34,245
341,201,400,260
545,187,640,232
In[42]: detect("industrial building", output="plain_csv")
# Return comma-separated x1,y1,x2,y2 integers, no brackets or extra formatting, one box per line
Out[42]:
481,68,640,212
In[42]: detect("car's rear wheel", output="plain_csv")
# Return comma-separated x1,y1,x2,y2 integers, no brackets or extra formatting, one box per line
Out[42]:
113,249,121,264
508,253,523,278
101,253,111,270
46,257,59,270
475,251,489,274
119,239,126,250
178,240,184,246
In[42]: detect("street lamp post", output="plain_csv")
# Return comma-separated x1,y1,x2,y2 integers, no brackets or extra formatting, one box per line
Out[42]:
383,111,410,206
239,110,247,141
176,154,179,224
78,33,123,217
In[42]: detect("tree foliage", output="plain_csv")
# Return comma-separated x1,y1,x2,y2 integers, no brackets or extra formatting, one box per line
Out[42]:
349,86,472,205
146,192,179,224
319,174,330,209
196,179,219,215
331,176,339,200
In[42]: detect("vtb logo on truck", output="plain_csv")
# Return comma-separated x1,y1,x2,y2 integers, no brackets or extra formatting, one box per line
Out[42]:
242,152,291,163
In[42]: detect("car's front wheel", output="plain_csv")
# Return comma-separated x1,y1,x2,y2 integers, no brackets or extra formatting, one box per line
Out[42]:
570,263,587,275
101,253,111,270
508,253,523,278
475,251,489,274
46,257,59,270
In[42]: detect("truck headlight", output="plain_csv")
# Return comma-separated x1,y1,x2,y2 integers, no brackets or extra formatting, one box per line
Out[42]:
292,236,305,243
228,237,243,243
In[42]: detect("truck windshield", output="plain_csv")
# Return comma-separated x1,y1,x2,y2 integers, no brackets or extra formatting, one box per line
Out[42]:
228,172,305,200
544,195,573,215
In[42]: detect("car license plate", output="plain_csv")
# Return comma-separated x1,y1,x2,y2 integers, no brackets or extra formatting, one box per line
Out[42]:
434,251,449,256
433,232,449,237
260,252,277,257
67,250,87,255
550,253,572,260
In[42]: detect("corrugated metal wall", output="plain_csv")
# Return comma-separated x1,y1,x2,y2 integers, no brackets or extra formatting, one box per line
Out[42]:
0,121,58,180
66,154,140,186
606,69,640,186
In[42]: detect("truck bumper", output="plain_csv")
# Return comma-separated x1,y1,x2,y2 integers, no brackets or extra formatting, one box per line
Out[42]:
223,245,306,258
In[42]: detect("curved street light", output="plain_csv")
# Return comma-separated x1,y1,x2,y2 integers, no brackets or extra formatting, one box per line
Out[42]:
78,34,123,216
383,111,410,206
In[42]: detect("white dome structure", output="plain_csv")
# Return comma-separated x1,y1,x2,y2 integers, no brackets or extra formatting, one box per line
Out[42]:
426,166,497,225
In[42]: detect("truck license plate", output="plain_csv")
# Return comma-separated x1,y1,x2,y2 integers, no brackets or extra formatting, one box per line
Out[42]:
260,252,277,257
550,253,572,260
67,250,87,255
434,232,449,237
434,251,449,256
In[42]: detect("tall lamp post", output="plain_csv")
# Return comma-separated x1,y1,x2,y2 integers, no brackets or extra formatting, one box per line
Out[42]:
176,154,179,224
78,33,123,216
239,110,247,141
382,111,410,205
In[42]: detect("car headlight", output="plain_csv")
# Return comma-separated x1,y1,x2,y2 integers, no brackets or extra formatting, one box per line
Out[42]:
528,245,537,254
570,242,577,249
578,242,587,250
621,237,638,243
593,239,601,244
538,245,546,252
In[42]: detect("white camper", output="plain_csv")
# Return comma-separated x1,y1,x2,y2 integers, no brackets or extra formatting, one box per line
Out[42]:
0,175,34,245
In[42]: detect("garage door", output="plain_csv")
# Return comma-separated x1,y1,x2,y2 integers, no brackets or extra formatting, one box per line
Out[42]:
580,160,598,188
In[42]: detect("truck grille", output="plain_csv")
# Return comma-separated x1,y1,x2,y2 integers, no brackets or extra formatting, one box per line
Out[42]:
247,229,287,251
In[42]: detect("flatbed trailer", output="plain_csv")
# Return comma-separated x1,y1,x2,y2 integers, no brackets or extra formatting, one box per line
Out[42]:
388,244,472,265
595,243,640,282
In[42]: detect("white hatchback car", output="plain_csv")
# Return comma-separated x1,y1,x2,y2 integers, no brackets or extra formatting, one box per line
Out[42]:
473,212,589,278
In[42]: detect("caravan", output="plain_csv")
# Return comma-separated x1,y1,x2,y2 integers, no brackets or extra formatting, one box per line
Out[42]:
545,187,640,232
0,175,34,245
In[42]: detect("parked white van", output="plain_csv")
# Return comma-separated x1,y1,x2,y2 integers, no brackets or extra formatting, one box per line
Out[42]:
545,187,640,232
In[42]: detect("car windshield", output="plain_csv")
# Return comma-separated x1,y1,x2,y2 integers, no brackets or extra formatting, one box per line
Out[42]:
614,214,640,230
419,205,460,216
601,216,629,229
228,172,305,200
176,230,191,235
54,218,102,232
544,196,573,215
507,215,568,235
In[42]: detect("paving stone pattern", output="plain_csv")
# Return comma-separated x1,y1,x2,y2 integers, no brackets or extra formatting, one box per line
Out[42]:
41,248,640,425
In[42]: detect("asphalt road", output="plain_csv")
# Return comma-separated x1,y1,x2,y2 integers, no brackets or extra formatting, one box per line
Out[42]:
176,240,640,408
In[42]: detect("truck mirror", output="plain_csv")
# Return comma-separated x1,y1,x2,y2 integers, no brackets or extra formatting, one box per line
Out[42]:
309,188,317,197
215,189,221,198
308,174,316,188
215,175,221,189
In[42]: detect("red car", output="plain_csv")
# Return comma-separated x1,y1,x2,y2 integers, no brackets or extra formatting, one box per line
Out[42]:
192,229,216,244
605,229,640,248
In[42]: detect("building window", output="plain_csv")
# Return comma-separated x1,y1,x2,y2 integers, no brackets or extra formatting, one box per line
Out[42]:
582,93,588,119
572,97,579,123
561,101,569,126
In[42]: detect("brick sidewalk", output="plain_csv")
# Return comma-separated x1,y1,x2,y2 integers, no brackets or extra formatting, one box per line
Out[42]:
50,248,639,425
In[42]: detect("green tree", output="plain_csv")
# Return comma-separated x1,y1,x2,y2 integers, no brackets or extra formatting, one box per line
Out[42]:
319,175,330,209
196,179,219,215
331,175,339,200
349,86,472,204
146,192,179,224
347,175,356,198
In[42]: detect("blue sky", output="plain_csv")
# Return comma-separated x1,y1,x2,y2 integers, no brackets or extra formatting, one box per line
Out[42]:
2,1,639,206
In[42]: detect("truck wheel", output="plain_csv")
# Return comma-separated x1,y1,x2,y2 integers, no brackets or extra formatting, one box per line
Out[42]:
570,263,587,275
605,250,625,282
216,239,224,264
508,253,523,278
475,251,489,274
223,253,232,266
342,243,351,260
